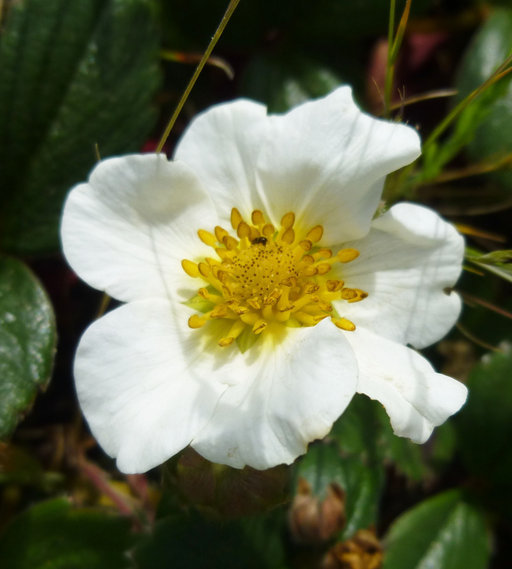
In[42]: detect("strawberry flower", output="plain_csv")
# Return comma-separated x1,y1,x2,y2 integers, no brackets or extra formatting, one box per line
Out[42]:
61,87,467,473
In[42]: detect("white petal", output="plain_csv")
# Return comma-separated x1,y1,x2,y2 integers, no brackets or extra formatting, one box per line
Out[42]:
338,203,464,348
192,320,358,469
344,327,467,443
75,299,227,473
174,87,421,242
61,154,215,303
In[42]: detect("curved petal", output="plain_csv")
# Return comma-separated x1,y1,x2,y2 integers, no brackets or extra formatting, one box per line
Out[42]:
175,87,421,242
338,203,464,348
61,154,215,303
74,299,227,474
191,320,358,469
344,327,467,443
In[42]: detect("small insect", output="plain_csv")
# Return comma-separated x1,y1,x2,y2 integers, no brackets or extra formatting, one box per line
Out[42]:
251,236,268,246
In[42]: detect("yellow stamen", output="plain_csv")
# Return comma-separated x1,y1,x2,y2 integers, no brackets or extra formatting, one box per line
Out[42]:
182,208,367,350
182,259,200,277
251,209,265,226
306,225,323,242
337,248,360,263
281,211,295,229
231,207,243,230
332,317,356,331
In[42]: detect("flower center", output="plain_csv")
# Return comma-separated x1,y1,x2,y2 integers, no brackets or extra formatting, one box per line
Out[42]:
182,208,368,349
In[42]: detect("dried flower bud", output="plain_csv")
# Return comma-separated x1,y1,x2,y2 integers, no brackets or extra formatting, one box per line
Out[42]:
288,477,346,545
322,528,383,569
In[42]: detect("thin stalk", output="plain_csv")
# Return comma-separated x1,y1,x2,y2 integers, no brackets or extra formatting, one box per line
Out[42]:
384,0,397,116
156,0,241,153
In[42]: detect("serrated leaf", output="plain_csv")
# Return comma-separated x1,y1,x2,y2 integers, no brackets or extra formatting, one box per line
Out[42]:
383,490,491,569
0,0,161,254
0,257,56,438
134,511,286,569
0,499,135,569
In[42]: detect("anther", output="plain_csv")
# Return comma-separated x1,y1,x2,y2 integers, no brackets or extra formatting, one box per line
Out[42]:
252,319,268,334
188,314,207,328
214,226,229,242
282,227,295,244
198,262,210,277
223,235,239,250
236,221,250,239
262,223,275,237
251,210,265,226
306,225,323,242
281,212,295,229
181,259,200,278
332,317,356,331
197,229,217,246
316,263,331,275
299,239,312,251
231,208,243,230
337,248,359,263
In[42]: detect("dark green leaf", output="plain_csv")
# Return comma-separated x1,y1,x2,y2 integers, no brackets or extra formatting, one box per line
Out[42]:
134,511,286,569
454,349,512,518
0,257,56,438
0,499,134,569
0,0,161,254
240,53,342,113
383,490,491,569
332,395,428,482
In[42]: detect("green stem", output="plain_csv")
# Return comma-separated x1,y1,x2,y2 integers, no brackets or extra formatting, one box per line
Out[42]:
156,0,241,153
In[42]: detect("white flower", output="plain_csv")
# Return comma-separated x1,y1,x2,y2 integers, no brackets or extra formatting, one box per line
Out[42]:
61,87,467,474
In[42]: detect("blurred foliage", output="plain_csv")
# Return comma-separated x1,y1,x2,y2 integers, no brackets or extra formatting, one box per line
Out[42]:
0,499,135,568
0,0,161,254
1,0,512,568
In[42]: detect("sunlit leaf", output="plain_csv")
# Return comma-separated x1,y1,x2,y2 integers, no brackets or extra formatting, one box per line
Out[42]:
383,490,491,569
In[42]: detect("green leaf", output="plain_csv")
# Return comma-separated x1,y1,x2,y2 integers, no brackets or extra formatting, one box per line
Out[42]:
331,395,428,482
0,257,56,438
240,53,343,113
134,511,287,569
0,0,161,254
452,7,512,191
0,499,135,569
296,442,384,539
383,490,491,569
454,349,512,518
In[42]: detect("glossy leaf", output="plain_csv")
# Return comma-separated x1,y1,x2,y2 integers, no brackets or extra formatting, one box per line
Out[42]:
0,257,56,438
0,0,160,254
383,490,490,569
0,499,134,569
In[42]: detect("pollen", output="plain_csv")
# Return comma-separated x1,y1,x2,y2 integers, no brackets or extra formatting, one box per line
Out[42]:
182,208,368,349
